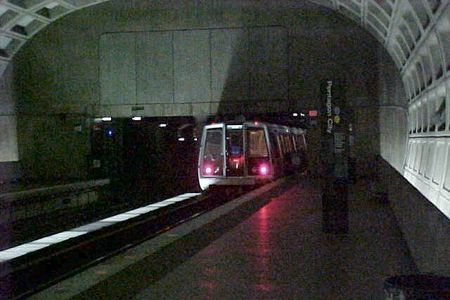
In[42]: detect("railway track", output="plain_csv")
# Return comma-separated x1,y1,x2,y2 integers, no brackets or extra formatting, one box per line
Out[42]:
0,187,247,300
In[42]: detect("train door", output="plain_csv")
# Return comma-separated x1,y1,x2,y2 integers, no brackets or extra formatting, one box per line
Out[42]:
225,124,245,177
268,130,282,176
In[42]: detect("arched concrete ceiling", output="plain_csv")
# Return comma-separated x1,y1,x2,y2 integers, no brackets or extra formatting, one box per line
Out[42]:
0,0,449,104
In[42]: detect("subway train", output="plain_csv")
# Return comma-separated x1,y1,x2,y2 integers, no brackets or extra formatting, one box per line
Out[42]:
198,121,307,190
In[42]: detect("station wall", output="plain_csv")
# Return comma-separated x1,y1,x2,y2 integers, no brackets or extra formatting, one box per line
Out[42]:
8,1,386,181
0,66,20,183
0,0,447,276
377,45,450,274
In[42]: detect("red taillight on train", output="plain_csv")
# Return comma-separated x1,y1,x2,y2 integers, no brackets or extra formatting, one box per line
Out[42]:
204,165,213,175
259,164,269,176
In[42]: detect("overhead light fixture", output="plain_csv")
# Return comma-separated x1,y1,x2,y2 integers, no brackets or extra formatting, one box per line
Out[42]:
292,113,298,117
132,116,142,121
178,137,185,142
101,116,112,122
159,123,167,128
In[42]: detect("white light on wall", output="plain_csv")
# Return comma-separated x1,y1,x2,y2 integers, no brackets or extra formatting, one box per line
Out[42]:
159,123,167,128
101,116,112,122
178,137,185,142
292,113,298,117
300,113,305,117
132,116,142,121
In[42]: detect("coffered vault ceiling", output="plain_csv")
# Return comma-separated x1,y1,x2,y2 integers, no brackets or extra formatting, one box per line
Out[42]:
0,0,449,106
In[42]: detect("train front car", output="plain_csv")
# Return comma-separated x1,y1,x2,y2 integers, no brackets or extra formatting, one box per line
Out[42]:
198,122,274,190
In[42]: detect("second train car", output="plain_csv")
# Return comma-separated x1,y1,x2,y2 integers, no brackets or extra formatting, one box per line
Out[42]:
198,121,307,190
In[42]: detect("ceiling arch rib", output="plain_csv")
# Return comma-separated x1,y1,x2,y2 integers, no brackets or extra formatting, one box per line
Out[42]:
0,0,449,95
0,0,108,74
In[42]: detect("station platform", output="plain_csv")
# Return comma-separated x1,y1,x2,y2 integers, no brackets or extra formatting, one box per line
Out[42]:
32,177,417,299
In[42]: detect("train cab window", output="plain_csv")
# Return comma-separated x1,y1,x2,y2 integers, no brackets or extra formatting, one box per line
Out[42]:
247,129,268,157
247,128,270,176
226,127,244,176
202,129,223,176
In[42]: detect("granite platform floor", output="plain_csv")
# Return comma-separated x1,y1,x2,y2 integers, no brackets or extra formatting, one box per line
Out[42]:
133,179,417,300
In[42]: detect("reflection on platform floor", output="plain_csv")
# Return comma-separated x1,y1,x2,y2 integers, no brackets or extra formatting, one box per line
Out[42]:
135,179,416,299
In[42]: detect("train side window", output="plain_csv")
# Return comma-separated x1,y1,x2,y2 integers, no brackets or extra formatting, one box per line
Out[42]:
286,135,293,152
285,135,290,153
269,132,280,158
277,135,285,156
291,136,297,151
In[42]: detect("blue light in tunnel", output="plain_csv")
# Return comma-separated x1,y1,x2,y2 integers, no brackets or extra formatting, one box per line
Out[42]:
106,129,113,137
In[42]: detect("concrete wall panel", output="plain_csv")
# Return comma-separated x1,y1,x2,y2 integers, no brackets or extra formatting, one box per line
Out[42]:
249,27,288,101
210,28,248,104
173,30,210,104
10,2,386,191
100,33,136,106
136,31,173,104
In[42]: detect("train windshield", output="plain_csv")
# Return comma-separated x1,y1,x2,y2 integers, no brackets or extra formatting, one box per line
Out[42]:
226,126,244,177
202,128,223,176
247,128,270,176
247,128,268,157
